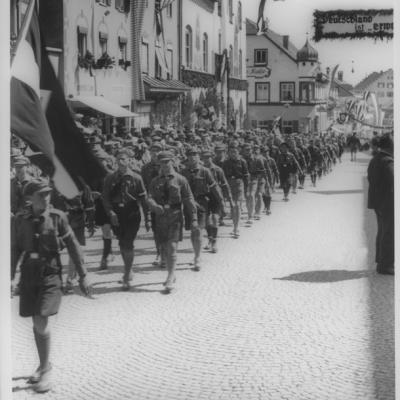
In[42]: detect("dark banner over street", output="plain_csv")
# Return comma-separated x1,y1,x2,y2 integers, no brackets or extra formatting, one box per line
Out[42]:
312,9,393,42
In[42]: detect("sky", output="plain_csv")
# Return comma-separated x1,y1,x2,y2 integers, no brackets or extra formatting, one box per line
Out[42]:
243,0,395,86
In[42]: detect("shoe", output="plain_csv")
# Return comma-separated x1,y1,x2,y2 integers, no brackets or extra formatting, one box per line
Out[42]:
233,231,240,238
152,255,160,266
218,220,226,227
99,258,108,270
211,242,218,253
230,230,235,236
164,278,176,293
107,252,115,262
118,276,133,284
377,267,394,276
266,210,271,215
122,281,131,291
34,366,52,393
194,260,202,271
204,241,212,250
163,277,177,286
254,214,260,220
299,186,304,189
160,261,167,269
246,219,253,225
63,281,73,294
292,190,297,194
27,366,41,384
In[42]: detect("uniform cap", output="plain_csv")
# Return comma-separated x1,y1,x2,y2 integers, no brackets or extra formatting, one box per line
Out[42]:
214,145,225,151
150,142,164,151
242,144,252,151
202,150,215,157
187,147,200,155
23,179,52,196
157,151,175,161
12,155,30,165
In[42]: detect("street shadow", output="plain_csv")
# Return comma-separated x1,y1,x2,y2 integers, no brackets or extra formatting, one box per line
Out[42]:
12,386,33,393
362,175,395,398
84,281,164,295
274,269,371,283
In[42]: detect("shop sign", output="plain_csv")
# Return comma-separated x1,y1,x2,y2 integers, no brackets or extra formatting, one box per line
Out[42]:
313,9,393,42
246,66,271,78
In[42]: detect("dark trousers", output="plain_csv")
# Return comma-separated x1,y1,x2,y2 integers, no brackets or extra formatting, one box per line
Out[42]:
375,205,394,271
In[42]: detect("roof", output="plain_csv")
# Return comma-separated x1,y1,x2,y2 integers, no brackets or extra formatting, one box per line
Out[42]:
333,77,352,86
142,76,192,93
246,19,298,61
297,39,318,61
68,96,139,117
353,71,381,90
189,0,215,13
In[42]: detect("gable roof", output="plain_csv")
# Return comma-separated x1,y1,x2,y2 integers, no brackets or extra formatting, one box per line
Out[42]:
246,19,298,62
189,0,215,13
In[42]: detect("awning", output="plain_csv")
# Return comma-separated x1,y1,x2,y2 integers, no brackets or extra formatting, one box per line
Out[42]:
143,76,192,94
155,46,170,74
68,96,139,117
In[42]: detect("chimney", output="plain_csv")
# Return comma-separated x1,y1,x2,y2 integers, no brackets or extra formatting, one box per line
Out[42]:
338,71,343,81
283,35,289,50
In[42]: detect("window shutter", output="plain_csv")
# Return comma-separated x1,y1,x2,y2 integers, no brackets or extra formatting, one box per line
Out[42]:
292,120,299,133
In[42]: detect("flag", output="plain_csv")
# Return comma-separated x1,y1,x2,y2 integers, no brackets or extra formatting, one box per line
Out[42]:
257,0,267,35
325,64,339,100
10,0,103,198
202,106,216,123
131,0,147,100
369,93,379,126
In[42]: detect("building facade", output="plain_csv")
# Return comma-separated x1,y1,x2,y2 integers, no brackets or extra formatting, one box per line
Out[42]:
246,19,332,135
180,0,247,130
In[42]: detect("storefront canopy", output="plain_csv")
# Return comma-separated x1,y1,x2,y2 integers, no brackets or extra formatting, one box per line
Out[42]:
142,76,192,94
68,96,139,117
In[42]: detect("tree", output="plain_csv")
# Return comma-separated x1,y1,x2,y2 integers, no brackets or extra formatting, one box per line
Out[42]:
239,98,244,129
181,92,194,129
149,97,180,128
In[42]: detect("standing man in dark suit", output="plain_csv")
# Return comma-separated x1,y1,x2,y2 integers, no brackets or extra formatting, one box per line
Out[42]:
367,133,394,275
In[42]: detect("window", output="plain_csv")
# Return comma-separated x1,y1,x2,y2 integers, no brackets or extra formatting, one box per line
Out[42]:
251,120,258,129
299,82,314,101
256,83,270,102
258,121,269,127
280,83,294,101
229,0,233,23
98,0,111,5
185,26,192,68
239,49,242,78
238,2,242,29
388,83,393,88
218,0,222,16
282,120,293,134
203,34,208,72
166,3,172,17
218,30,222,54
378,82,385,88
99,32,108,56
77,27,87,56
141,43,148,74
115,0,129,12
387,92,394,97
167,49,173,76
254,49,267,65
155,52,162,78
229,45,233,72
119,37,127,64
377,92,385,97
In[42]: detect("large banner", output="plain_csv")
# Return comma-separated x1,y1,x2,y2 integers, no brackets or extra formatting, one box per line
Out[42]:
313,9,393,42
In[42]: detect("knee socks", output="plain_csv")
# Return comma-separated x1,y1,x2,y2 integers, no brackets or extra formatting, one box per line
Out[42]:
102,238,112,259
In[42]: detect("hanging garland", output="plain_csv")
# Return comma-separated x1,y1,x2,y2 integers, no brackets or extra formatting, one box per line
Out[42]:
348,113,392,129
228,78,248,92
313,9,393,43
182,69,215,89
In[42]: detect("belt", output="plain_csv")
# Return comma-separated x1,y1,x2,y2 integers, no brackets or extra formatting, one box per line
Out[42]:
226,176,243,180
163,203,182,210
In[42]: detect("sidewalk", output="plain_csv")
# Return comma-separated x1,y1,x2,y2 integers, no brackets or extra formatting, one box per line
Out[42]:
11,151,394,400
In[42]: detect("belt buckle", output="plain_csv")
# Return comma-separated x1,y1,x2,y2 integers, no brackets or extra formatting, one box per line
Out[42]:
118,203,124,207
30,253,39,259
164,204,170,209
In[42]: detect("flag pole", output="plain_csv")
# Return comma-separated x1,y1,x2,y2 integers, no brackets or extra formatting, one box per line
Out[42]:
10,0,36,67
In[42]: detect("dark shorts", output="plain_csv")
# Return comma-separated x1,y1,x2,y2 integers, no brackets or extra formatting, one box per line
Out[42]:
111,203,141,250
156,208,183,244
308,161,318,174
350,144,358,153
227,178,244,202
94,198,111,226
19,258,62,318
207,192,221,215
184,199,207,230
73,226,85,246
280,173,292,188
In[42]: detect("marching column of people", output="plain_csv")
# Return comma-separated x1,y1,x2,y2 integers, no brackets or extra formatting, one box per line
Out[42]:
10,126,392,393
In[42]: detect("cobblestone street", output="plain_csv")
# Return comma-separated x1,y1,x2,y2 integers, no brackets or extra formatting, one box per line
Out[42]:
10,151,394,400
